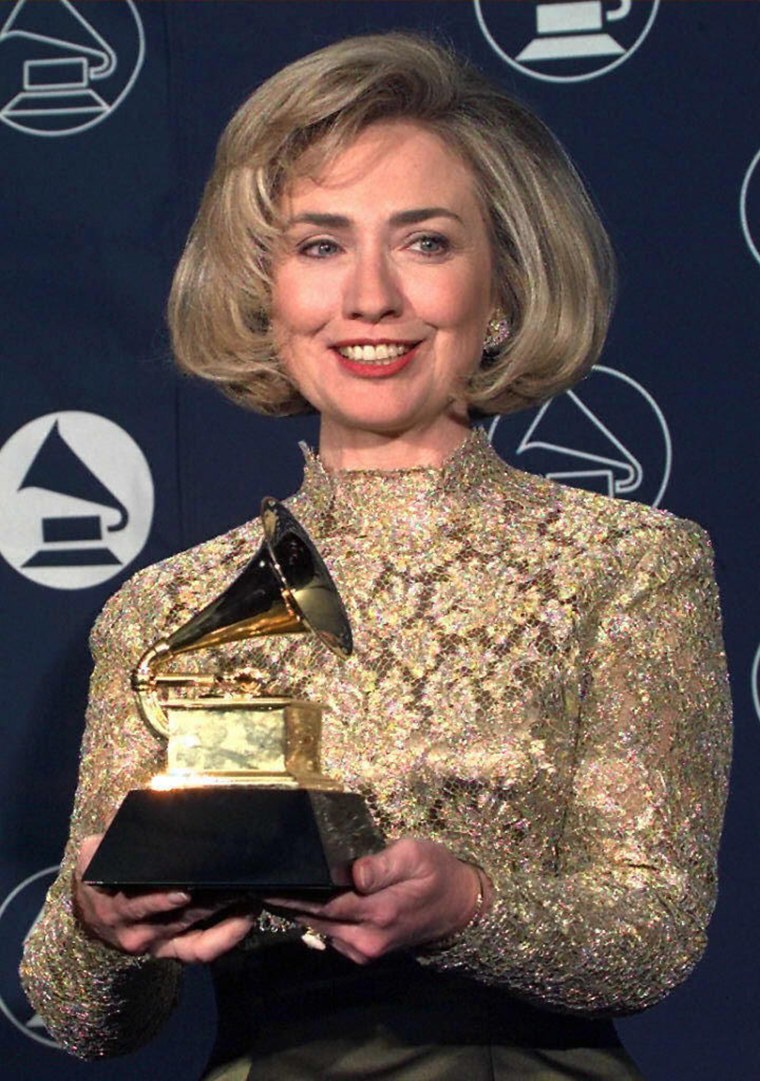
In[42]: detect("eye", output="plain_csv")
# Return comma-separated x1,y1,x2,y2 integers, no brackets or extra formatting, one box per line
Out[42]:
409,233,451,257
298,238,341,259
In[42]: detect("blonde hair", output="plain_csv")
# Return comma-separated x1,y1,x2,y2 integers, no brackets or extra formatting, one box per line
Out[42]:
168,32,615,416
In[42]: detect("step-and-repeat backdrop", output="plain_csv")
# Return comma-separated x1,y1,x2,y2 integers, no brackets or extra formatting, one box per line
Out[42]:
1,3,758,1078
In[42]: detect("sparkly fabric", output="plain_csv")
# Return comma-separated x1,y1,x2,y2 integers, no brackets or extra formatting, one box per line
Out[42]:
21,429,731,1058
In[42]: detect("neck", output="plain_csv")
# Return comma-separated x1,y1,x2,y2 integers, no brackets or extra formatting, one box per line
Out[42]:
317,415,472,472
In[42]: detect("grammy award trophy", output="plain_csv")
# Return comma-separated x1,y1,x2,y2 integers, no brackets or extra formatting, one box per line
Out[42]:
83,498,381,895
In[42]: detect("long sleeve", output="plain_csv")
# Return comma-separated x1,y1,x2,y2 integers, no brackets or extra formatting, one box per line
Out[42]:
18,430,734,1052
420,518,732,1015
20,578,183,1059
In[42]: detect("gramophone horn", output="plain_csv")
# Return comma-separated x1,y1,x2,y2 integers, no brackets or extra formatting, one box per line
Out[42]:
166,498,352,659
132,499,352,738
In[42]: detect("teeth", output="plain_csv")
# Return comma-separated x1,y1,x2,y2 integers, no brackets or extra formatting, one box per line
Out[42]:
337,343,411,363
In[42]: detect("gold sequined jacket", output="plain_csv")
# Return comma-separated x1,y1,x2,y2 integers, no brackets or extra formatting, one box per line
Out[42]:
21,431,731,1059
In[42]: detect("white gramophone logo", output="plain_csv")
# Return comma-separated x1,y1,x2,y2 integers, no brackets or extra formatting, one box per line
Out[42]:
0,0,144,136
474,0,660,83
752,644,760,724
740,148,760,267
0,411,154,589
0,866,59,1048
488,365,671,508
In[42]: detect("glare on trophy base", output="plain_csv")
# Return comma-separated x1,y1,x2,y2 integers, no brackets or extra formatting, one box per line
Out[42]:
83,498,382,895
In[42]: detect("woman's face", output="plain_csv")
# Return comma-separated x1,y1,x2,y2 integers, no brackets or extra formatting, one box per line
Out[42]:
271,120,494,467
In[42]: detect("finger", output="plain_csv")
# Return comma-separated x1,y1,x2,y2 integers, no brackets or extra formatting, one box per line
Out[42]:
140,889,260,931
263,894,364,924
74,883,192,940
262,896,325,915
179,896,261,930
294,915,390,965
153,913,256,964
108,889,193,923
293,915,361,961
293,914,371,947
294,914,342,935
102,897,255,955
352,841,419,895
326,935,369,965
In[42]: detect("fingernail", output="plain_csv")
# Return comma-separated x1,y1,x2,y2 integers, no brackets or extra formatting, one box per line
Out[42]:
168,891,190,904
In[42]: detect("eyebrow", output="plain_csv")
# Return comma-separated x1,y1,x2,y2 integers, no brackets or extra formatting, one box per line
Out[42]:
284,207,464,229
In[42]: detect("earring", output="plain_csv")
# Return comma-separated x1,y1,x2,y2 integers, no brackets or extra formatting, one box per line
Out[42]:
483,311,510,352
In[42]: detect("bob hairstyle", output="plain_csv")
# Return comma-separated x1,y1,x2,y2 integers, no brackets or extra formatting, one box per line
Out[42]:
169,32,615,416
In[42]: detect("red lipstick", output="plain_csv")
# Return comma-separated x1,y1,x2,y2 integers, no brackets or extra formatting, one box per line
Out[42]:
333,343,418,378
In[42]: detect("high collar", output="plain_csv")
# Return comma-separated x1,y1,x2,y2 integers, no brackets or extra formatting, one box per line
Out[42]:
291,427,508,538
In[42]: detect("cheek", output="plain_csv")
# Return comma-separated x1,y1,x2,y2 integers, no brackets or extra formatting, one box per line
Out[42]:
275,339,321,407
420,267,491,334
271,268,329,334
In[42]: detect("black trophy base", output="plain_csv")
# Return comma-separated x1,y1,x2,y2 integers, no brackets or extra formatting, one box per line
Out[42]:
83,786,383,895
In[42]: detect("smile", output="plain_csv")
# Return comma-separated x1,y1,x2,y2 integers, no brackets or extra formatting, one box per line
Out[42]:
336,342,415,364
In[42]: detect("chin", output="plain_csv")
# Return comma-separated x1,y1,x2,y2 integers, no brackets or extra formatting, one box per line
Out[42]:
342,413,431,436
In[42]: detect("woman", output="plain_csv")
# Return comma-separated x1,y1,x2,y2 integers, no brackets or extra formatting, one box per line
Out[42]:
21,33,731,1080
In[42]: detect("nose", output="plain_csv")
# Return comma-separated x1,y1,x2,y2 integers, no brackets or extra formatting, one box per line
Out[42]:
343,247,403,322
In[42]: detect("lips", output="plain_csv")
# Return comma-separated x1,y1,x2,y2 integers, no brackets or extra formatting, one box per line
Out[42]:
333,341,419,378
336,342,413,363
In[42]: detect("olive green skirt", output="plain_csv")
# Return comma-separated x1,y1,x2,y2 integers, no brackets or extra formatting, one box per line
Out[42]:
204,942,644,1081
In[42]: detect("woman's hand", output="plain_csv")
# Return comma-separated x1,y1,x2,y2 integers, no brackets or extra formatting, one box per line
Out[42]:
73,835,260,964
265,838,489,965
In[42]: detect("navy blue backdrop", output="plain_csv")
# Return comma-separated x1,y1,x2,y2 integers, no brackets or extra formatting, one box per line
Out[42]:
1,2,758,1078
